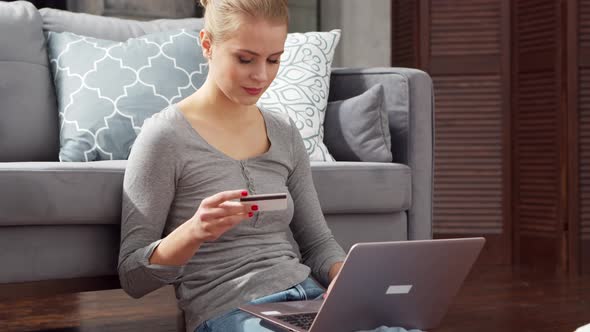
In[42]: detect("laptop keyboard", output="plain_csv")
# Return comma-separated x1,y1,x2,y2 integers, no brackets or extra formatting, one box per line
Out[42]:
276,312,317,330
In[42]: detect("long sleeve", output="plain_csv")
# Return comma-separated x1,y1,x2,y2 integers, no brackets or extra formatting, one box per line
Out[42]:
287,119,347,287
117,116,185,299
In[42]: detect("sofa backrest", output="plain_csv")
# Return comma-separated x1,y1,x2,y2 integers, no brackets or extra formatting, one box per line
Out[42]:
0,1,59,162
39,7,204,42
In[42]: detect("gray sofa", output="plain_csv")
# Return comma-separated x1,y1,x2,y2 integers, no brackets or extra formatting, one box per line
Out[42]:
0,1,433,299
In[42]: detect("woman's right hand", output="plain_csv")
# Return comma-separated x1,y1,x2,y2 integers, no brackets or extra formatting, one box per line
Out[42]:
191,189,257,242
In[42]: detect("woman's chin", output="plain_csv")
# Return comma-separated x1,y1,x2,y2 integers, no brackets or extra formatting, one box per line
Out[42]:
220,87,263,106
234,95,261,106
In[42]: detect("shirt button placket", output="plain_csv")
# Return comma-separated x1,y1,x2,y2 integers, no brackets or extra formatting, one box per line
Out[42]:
240,161,258,226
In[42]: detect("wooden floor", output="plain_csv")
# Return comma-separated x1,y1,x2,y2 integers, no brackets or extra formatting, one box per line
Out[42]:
1,265,589,332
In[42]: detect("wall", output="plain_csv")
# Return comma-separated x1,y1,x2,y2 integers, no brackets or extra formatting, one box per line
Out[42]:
320,0,391,68
288,0,318,32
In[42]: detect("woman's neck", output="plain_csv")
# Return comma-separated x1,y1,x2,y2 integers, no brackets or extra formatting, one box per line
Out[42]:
185,78,257,122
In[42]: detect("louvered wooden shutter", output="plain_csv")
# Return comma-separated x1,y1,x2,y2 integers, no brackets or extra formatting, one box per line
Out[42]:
513,0,566,269
578,0,590,274
392,0,418,67
428,0,511,264
393,0,586,273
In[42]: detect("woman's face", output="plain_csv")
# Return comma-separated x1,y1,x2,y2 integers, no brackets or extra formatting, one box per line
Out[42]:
203,17,288,106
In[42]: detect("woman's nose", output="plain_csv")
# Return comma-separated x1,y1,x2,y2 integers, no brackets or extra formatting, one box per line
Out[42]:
251,64,268,82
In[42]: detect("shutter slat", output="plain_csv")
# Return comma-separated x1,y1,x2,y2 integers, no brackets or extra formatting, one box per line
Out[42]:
578,67,590,241
433,73,504,235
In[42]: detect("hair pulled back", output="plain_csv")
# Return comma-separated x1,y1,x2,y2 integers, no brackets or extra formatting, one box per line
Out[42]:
199,0,289,42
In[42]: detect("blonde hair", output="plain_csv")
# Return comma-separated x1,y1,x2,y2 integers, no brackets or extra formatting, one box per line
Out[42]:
199,0,289,42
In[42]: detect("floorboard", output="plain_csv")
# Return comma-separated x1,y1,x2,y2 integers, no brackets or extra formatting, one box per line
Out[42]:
1,266,589,332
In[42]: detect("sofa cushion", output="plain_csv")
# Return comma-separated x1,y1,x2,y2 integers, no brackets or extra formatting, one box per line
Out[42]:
0,161,410,226
0,1,59,162
311,162,411,214
39,7,204,42
47,29,207,161
0,161,126,226
324,84,393,163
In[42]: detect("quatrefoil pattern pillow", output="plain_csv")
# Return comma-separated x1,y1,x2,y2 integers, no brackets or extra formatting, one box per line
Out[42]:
258,29,341,161
47,29,208,161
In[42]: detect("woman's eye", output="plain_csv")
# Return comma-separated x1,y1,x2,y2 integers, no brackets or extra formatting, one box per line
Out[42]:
268,59,280,64
239,57,252,64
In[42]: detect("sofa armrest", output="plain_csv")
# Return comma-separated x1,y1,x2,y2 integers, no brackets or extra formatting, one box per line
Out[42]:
328,67,434,240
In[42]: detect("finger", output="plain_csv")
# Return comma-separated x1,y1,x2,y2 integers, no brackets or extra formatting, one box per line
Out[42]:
202,189,248,208
200,207,234,222
200,203,254,221
219,201,254,214
216,212,252,228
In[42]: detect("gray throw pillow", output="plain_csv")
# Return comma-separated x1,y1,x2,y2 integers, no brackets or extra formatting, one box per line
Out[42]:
47,29,208,161
323,84,393,162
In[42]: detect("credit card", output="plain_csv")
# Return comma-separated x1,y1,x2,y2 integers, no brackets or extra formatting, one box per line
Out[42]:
239,193,288,211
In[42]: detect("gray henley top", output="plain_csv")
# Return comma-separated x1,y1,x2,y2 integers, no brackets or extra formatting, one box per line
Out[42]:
117,105,347,332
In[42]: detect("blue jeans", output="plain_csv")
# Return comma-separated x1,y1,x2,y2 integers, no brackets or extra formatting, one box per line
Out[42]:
195,277,325,332
195,277,423,332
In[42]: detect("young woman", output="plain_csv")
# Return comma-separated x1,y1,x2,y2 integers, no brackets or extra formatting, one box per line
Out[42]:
117,0,347,331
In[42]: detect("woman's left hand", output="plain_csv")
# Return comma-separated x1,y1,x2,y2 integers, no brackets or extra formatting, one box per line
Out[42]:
324,262,344,298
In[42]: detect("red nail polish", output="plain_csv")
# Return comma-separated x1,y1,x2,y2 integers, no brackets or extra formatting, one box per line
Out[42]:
241,191,248,196
252,205,259,211
248,212,254,217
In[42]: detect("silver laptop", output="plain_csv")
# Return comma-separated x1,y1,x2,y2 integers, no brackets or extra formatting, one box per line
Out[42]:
239,237,485,332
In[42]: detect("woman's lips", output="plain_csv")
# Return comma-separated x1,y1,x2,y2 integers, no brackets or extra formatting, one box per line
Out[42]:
243,87,263,96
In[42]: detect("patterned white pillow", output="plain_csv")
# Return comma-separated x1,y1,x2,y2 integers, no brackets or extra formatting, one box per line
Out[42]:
258,29,341,161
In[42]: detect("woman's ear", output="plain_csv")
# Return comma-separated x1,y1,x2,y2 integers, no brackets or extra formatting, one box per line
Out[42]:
200,29,213,60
